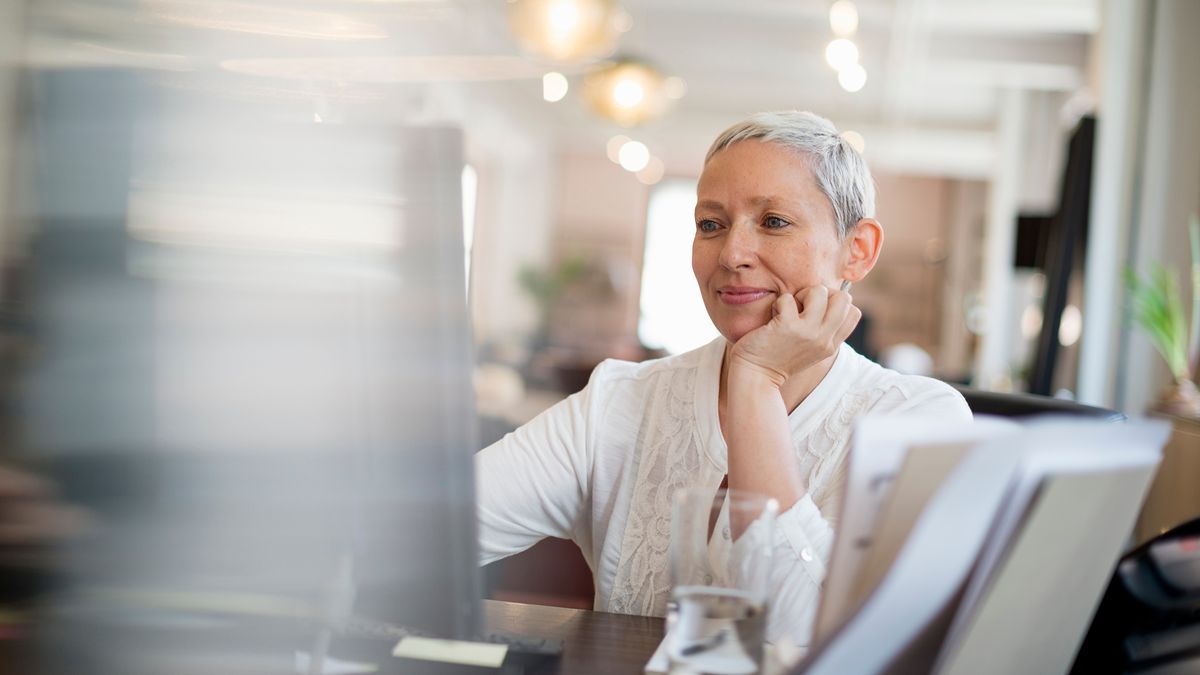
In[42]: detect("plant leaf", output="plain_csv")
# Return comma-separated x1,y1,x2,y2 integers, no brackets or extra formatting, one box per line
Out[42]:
1125,263,1191,379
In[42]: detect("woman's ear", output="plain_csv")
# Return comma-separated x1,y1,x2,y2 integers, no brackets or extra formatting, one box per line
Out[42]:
841,218,883,283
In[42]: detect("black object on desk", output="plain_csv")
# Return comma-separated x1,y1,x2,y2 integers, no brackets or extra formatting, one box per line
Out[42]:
1072,517,1200,673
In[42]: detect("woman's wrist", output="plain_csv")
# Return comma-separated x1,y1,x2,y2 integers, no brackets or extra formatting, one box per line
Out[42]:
727,352,788,390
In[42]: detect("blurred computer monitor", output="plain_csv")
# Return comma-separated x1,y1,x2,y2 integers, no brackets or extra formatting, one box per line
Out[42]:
19,68,480,672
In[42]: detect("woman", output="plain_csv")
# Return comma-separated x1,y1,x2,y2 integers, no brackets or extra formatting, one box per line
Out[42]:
476,111,972,647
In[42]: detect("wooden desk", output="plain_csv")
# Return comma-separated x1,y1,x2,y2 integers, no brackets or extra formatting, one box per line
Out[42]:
0,600,664,675
1136,412,1200,544
484,600,664,674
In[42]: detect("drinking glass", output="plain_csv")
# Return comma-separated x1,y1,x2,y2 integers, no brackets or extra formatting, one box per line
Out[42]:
667,487,778,675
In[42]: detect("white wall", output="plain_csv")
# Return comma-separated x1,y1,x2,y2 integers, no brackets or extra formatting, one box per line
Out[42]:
468,140,558,347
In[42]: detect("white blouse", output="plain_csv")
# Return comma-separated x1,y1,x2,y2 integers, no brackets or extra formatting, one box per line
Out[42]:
476,337,972,646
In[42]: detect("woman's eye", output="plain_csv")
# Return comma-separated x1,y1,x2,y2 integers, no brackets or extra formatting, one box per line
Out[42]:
697,219,720,233
764,215,790,229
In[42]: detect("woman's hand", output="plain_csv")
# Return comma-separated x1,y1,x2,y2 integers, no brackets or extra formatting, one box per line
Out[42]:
728,286,861,388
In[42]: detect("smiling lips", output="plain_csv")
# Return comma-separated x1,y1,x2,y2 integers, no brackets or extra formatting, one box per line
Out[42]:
717,286,775,305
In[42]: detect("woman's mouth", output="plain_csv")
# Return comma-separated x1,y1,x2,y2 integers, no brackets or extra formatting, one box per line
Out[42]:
717,287,774,305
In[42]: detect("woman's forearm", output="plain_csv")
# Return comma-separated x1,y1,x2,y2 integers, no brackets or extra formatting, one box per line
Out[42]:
724,363,806,526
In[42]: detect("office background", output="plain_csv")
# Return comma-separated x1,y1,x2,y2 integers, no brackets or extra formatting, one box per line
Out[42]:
0,0,1197,420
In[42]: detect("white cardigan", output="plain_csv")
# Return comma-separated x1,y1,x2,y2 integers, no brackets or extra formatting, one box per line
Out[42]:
476,338,971,646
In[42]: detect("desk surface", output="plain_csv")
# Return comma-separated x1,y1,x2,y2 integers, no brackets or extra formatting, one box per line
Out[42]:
0,600,664,674
484,599,664,674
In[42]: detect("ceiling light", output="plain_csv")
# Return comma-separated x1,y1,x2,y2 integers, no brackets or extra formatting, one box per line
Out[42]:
612,79,644,108
508,0,621,61
636,156,665,185
829,1,859,37
838,63,867,92
583,59,676,126
543,71,569,101
606,134,631,163
548,0,579,33
825,38,859,71
841,130,865,153
618,140,650,172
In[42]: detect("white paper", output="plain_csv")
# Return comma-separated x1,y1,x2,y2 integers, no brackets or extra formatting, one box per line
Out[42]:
935,419,1168,675
801,442,1023,674
815,415,1019,642
392,636,508,668
804,416,1169,675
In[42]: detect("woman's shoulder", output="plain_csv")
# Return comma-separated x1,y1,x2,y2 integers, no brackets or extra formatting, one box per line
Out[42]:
588,338,719,388
838,347,972,419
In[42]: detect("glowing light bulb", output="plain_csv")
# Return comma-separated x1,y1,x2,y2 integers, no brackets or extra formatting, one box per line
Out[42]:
636,156,665,185
841,130,865,153
829,1,859,37
825,38,859,71
612,79,644,108
606,135,630,163
548,0,580,34
543,71,569,102
618,140,650,172
838,63,867,92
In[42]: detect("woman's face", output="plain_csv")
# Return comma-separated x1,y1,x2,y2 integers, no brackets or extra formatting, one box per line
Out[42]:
692,139,849,344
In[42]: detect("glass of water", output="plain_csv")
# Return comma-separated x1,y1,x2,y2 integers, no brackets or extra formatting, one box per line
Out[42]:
667,487,778,675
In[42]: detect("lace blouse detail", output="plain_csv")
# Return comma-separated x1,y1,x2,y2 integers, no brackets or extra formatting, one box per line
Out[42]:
802,386,887,518
608,367,704,616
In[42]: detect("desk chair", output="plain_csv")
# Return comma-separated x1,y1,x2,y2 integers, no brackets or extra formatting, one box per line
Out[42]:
951,384,1126,422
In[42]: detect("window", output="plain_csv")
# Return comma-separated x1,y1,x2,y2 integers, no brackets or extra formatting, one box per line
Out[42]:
638,178,719,354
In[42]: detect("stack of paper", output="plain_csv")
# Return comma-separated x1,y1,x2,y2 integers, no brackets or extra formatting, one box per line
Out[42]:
799,416,1168,675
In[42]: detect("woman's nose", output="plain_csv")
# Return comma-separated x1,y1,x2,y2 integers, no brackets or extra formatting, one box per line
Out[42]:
718,224,757,270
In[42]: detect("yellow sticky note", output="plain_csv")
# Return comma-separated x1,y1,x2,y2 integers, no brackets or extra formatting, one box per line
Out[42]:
392,636,508,668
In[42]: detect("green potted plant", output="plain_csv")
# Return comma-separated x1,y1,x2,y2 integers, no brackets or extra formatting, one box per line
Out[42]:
1125,214,1200,418
517,256,589,344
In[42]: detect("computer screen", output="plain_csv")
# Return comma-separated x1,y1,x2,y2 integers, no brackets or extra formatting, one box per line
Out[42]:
19,68,481,672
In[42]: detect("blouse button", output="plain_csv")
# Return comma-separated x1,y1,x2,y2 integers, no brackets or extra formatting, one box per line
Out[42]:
800,548,814,562
722,527,730,539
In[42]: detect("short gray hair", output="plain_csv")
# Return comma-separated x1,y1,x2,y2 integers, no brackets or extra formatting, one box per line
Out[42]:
705,111,876,239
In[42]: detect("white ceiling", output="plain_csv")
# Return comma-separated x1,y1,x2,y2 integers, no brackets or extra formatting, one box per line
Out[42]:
18,0,1099,179
590,0,1096,177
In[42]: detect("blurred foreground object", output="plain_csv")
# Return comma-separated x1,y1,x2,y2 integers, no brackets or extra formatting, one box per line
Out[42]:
16,63,481,674
0,465,88,604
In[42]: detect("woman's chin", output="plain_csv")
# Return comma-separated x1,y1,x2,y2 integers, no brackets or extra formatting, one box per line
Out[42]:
716,319,769,345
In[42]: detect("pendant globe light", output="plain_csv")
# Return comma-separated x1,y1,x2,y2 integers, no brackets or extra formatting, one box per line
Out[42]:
582,58,678,126
507,0,622,62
